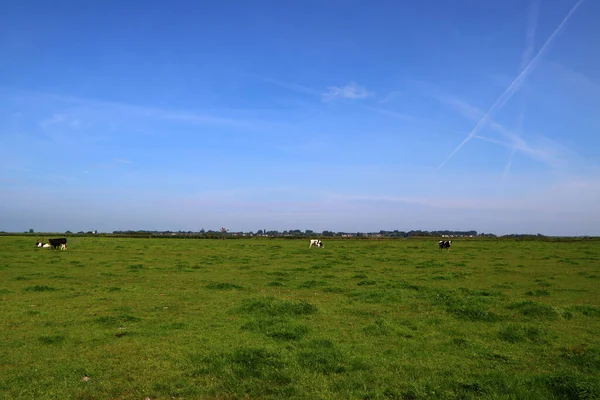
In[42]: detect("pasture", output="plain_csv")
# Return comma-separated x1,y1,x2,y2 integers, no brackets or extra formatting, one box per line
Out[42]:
1,236,599,399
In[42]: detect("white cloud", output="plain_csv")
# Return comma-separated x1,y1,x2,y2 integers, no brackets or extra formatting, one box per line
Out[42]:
322,82,373,102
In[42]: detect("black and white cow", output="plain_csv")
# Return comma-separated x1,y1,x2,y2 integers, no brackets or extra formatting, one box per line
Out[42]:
438,240,452,251
309,239,324,248
48,237,68,250
36,241,51,248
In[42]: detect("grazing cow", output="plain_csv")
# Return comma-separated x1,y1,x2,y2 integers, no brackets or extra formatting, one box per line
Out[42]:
438,240,452,251
48,237,68,250
36,241,51,248
309,239,324,248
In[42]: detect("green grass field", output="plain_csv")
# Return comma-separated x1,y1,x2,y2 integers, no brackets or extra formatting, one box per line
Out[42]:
1,236,599,399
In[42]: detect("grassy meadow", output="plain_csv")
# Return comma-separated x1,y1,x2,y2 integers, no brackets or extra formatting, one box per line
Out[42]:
1,236,599,399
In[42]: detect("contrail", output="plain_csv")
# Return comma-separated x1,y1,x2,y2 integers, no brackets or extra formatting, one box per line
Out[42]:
505,0,540,180
504,109,526,179
436,0,585,172
521,0,541,71
502,147,517,181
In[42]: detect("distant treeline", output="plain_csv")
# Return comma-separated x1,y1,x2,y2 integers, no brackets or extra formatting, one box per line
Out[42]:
2,230,597,241
109,229,485,239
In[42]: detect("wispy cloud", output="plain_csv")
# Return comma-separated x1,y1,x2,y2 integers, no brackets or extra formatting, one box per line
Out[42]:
358,104,415,121
48,174,75,181
0,178,21,183
547,62,600,101
40,113,66,128
40,113,82,130
436,0,586,171
260,77,321,97
94,158,135,170
328,175,600,214
321,82,373,102
17,91,260,132
259,77,413,120
378,91,403,104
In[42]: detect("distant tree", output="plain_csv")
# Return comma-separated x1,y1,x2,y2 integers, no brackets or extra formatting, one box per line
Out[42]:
257,229,264,235
220,226,228,239
29,228,34,233
305,230,314,235
65,230,72,234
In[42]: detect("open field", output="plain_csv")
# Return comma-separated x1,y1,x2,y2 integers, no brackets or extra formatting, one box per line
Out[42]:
1,236,599,399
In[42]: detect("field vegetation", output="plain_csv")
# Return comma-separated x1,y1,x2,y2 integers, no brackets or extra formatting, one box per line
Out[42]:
1,236,599,399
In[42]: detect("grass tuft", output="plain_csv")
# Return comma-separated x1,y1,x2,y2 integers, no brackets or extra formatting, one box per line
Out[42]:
242,318,309,341
38,335,65,344
357,280,376,286
93,314,141,327
298,280,328,288
430,290,498,322
542,373,600,400
297,339,348,374
239,297,317,317
498,324,547,343
560,345,600,372
526,289,551,296
24,285,56,292
206,282,243,290
362,318,413,338
508,300,558,319
568,305,600,317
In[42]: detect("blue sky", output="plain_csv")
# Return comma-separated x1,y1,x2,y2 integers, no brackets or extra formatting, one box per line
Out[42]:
1,0,599,235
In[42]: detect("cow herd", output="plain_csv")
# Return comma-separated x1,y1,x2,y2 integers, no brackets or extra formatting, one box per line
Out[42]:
33,237,452,252
312,239,452,251
36,238,68,250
